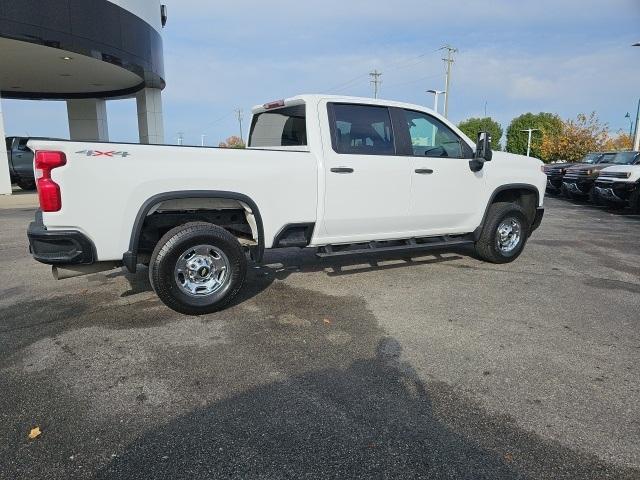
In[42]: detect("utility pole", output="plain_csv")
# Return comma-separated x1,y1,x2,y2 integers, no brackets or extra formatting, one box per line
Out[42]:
521,128,540,157
177,132,184,146
634,99,640,151
236,109,244,143
369,70,382,99
625,113,633,138
632,43,640,150
441,45,458,119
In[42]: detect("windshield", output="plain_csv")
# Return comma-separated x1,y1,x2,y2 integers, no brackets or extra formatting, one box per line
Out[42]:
610,152,639,165
598,153,617,164
583,153,601,164
611,152,638,165
249,105,307,147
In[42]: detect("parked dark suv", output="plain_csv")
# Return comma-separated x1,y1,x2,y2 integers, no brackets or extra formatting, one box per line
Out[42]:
561,151,620,200
543,152,604,194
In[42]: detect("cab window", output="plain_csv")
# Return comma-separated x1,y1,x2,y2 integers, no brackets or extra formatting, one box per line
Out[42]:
402,109,472,158
330,104,395,155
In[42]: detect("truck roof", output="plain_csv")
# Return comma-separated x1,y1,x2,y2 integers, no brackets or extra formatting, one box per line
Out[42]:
252,94,440,117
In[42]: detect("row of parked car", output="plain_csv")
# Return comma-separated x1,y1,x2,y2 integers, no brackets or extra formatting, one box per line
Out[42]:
543,150,640,212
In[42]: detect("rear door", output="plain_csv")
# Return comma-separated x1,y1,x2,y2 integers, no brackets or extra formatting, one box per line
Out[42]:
319,102,412,241
395,108,485,234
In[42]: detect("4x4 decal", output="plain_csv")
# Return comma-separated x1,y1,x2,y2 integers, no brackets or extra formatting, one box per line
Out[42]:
76,150,130,158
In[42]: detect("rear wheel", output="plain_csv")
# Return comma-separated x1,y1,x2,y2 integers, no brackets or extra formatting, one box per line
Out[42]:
149,222,247,315
475,202,530,264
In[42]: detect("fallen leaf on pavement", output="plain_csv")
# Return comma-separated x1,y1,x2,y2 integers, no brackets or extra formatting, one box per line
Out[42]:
28,427,41,440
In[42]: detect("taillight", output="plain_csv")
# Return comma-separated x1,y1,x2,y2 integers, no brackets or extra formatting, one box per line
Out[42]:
35,151,66,212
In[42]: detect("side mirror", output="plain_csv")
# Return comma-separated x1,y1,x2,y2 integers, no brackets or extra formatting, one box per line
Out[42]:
470,131,492,172
475,131,493,162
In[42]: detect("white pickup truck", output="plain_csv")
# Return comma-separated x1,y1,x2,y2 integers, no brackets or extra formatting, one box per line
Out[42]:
27,95,546,315
593,152,640,211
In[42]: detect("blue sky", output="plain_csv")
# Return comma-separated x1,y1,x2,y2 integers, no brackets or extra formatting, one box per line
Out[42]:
3,0,640,145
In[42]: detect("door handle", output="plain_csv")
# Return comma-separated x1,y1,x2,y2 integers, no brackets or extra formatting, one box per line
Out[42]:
331,167,354,174
415,168,434,175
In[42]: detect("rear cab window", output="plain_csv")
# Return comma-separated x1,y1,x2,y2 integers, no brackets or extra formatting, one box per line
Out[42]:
249,105,307,148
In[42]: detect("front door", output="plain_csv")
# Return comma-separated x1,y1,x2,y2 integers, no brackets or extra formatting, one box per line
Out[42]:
399,108,486,234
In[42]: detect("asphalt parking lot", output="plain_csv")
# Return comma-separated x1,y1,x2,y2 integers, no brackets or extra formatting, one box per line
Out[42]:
0,196,639,479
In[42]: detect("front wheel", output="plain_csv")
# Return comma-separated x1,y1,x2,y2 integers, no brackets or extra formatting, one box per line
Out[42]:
475,202,530,264
149,222,247,315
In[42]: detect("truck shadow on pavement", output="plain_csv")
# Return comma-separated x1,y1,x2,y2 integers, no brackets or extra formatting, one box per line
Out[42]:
94,326,637,479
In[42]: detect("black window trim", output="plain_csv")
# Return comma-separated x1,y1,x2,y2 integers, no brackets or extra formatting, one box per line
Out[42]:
391,107,474,160
327,102,399,156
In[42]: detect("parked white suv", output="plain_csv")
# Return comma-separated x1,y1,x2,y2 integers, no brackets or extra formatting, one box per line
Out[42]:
27,95,546,314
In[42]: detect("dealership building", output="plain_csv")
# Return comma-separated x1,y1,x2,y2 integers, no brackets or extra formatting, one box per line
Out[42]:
0,0,167,194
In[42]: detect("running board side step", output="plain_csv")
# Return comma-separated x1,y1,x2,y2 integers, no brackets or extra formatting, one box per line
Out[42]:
316,235,475,258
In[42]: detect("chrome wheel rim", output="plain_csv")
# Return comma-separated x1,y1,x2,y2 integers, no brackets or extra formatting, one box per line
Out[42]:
174,244,230,297
496,217,522,254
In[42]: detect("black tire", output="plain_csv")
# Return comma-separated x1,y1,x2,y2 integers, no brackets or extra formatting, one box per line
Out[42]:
16,178,36,191
560,184,573,199
149,222,247,315
475,202,530,264
629,189,640,214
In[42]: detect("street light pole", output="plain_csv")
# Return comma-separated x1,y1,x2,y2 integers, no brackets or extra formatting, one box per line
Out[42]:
521,128,540,157
633,43,640,150
426,89,445,114
633,99,640,149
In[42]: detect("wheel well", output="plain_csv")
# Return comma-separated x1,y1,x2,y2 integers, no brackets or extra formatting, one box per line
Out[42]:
491,187,538,224
134,197,259,262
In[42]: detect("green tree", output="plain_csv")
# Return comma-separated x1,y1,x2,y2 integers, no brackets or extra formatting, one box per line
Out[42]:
458,117,504,151
505,112,562,161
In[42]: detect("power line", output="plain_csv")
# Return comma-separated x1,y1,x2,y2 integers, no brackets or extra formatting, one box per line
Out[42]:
369,70,382,98
325,73,370,94
384,72,442,89
323,48,441,94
